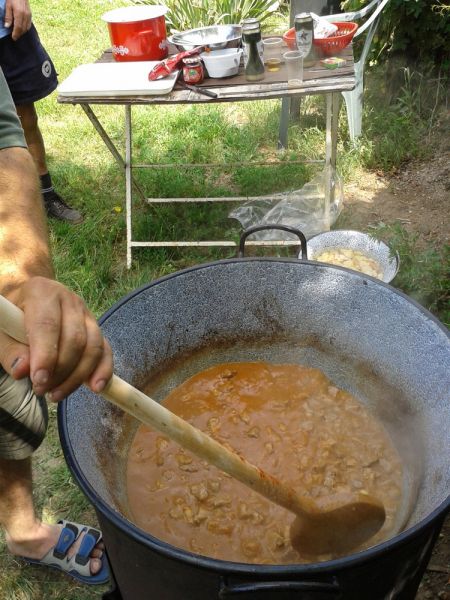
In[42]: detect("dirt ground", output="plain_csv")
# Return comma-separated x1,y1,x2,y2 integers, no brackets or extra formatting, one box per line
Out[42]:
341,112,449,251
416,515,450,599
339,111,449,599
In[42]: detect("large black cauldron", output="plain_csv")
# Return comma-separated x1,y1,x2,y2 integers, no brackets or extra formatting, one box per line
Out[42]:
58,255,450,599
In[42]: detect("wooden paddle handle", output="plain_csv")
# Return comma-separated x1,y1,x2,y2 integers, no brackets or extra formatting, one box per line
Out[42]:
0,294,309,518
102,375,311,516
0,295,28,345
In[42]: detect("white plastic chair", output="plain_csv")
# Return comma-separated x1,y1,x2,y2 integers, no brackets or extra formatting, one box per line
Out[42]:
278,0,391,146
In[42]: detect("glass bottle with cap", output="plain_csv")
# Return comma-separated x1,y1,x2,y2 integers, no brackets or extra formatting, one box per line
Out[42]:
294,12,316,67
242,18,263,59
242,19,265,82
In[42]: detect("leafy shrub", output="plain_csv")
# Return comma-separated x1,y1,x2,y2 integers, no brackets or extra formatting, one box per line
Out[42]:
129,0,281,33
343,0,450,69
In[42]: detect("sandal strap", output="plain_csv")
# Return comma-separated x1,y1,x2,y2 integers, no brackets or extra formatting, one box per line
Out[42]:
75,528,101,566
21,519,109,584
53,522,79,560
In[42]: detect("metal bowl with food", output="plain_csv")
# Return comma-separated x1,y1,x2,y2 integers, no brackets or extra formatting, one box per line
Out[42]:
169,24,242,52
302,230,399,283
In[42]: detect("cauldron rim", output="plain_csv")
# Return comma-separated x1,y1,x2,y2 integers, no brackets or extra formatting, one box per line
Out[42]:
94,256,450,341
58,256,450,574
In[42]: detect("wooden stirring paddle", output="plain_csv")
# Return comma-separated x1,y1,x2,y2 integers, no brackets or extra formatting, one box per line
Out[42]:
0,294,385,556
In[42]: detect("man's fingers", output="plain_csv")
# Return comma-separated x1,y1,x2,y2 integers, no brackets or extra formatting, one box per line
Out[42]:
12,15,32,41
46,321,113,402
4,0,32,40
25,296,61,394
11,19,25,41
86,338,113,394
6,277,114,400
3,1,13,28
42,293,89,389
0,330,30,378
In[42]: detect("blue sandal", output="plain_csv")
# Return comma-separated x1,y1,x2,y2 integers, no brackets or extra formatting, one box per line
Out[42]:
22,519,110,585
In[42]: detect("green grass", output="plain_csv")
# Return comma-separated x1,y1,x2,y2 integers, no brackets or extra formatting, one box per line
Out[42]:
0,1,448,598
369,223,450,327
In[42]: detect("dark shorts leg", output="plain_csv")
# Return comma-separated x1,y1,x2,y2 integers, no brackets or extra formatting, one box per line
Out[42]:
0,24,58,106
0,367,48,460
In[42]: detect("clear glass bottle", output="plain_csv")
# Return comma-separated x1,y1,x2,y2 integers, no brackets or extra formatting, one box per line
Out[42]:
242,20,265,82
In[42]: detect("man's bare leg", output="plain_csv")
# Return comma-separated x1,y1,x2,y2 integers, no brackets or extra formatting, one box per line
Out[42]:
15,103,83,224
15,103,47,175
0,457,102,574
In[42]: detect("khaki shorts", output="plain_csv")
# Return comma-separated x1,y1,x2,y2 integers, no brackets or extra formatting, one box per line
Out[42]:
0,367,48,460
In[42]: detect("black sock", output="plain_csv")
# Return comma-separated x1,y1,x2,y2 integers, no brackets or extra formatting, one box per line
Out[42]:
40,173,53,195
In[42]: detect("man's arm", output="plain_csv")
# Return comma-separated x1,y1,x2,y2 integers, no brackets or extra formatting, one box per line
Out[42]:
0,69,50,296
0,70,113,400
0,147,53,298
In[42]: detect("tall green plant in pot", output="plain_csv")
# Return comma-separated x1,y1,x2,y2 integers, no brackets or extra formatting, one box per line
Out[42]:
129,0,280,32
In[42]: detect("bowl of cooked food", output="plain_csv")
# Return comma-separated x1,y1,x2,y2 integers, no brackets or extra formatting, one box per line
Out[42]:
302,230,399,283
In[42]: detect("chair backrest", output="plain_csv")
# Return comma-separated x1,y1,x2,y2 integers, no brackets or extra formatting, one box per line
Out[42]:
289,1,341,26
288,0,391,66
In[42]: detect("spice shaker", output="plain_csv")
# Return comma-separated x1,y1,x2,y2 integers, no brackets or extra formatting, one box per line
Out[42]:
242,19,265,82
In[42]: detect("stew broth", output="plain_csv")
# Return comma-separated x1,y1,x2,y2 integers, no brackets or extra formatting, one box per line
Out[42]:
126,362,403,563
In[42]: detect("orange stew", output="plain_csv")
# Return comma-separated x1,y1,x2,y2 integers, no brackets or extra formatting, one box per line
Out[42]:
126,362,403,563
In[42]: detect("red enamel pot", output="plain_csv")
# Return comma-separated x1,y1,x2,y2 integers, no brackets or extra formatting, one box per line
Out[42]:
102,5,168,62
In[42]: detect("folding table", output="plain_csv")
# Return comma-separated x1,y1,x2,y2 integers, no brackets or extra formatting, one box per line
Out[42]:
58,45,355,268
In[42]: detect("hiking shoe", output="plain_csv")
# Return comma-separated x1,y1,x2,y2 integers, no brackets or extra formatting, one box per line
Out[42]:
44,191,84,224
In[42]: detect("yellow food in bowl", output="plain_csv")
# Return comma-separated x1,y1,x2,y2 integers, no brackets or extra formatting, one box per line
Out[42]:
314,248,383,279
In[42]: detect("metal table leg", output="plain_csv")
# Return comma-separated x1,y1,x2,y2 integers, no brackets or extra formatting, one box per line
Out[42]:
125,105,133,269
80,93,341,266
325,92,340,214
80,103,146,203
278,97,290,149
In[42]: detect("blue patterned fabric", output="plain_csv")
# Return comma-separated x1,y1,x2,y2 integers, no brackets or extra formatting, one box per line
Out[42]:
0,0,10,40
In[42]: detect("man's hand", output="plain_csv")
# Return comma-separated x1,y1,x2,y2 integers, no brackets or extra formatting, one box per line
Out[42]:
4,0,32,41
0,277,113,401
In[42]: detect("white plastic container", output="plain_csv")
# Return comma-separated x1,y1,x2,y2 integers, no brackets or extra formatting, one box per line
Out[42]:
200,48,242,78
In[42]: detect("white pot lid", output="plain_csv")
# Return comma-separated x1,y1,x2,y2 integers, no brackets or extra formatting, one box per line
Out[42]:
102,6,168,23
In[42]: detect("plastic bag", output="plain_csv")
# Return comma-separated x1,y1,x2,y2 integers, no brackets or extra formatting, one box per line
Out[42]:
311,13,339,39
229,167,343,241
